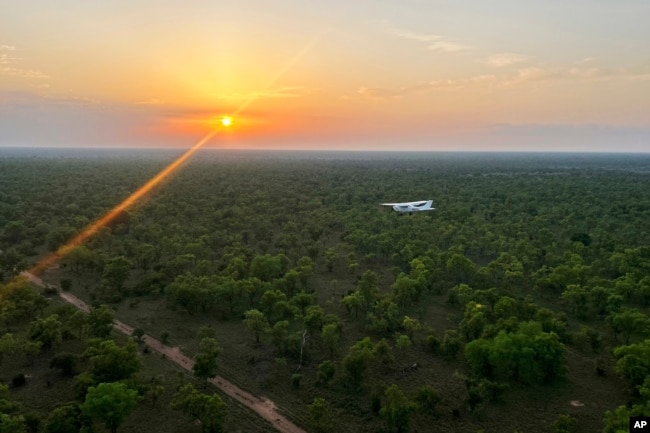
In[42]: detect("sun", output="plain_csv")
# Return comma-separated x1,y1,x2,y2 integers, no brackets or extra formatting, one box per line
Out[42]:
220,116,233,127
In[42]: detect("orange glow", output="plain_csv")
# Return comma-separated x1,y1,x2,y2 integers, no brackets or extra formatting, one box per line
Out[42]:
23,34,324,277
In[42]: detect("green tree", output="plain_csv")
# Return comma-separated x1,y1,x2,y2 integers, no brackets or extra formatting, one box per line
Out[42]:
358,270,379,307
68,310,87,340
66,245,95,274
459,302,488,342
0,414,26,433
0,333,17,365
193,337,220,382
373,338,394,366
308,397,332,432
260,289,287,319
441,330,461,360
608,308,650,344
416,386,441,418
165,274,217,315
0,277,48,324
380,384,417,433
134,243,157,271
171,384,226,433
29,314,62,350
367,297,400,333
342,337,374,389
602,402,650,433
401,316,421,339
82,382,139,433
321,323,341,357
572,325,602,353
613,339,650,391
87,304,114,339
143,383,165,407
270,320,289,353
45,403,87,433
324,248,337,272
446,252,476,285
102,256,131,292
296,256,314,289
589,286,612,317
485,253,524,290
392,274,418,309
197,326,217,341
216,277,241,315
85,338,141,383
317,360,336,385
395,334,411,354
465,321,566,384
289,292,313,317
250,254,283,282
0,249,27,278
561,284,589,319
243,309,269,343
304,304,324,334
241,277,263,306
341,291,364,318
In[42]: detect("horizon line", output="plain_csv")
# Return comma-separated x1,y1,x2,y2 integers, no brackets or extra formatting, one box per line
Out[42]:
1,145,650,155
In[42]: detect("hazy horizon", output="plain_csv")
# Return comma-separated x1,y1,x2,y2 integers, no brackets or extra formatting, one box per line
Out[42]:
2,1,649,152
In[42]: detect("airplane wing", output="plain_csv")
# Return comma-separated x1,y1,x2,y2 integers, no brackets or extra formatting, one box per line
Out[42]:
381,201,427,206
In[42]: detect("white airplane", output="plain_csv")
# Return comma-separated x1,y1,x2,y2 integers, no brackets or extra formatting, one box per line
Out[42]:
381,200,435,214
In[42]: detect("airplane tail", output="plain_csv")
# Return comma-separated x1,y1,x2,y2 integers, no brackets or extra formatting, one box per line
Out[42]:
422,200,434,210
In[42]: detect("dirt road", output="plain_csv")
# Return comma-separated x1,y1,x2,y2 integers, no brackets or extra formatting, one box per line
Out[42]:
21,271,307,433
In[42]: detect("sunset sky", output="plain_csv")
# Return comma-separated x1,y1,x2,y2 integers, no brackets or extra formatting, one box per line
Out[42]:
1,0,649,152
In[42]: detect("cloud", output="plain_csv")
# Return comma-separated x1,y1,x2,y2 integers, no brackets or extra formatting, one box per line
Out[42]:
356,62,650,100
135,98,165,105
427,40,471,53
0,91,99,107
386,26,471,53
486,53,529,67
357,86,409,99
0,54,14,65
0,43,49,80
0,44,19,66
0,66,49,79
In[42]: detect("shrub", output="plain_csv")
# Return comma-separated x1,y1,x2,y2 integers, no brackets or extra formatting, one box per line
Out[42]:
554,414,578,433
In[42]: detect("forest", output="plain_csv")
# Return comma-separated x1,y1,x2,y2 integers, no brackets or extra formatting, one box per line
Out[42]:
1,147,650,433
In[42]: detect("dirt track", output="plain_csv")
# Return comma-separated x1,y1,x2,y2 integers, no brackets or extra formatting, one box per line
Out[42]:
21,271,307,433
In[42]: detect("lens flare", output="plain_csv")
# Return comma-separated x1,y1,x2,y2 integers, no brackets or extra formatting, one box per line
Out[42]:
22,32,326,277
28,130,217,275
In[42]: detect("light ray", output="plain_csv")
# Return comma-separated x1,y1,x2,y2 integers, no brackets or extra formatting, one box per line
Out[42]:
25,31,327,277
29,130,217,275
233,29,329,117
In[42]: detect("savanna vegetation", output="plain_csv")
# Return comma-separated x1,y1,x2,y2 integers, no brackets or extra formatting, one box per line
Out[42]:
1,147,650,432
